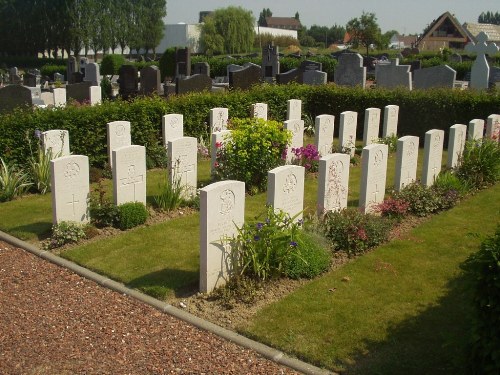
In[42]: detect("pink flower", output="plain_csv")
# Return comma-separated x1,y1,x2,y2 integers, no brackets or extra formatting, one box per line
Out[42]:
215,142,222,148
214,161,219,168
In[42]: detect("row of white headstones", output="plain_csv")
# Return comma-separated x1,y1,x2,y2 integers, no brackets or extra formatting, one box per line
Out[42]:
35,86,102,109
42,100,499,292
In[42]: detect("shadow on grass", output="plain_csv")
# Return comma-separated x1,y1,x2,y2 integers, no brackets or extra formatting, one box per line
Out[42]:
126,268,199,300
341,273,474,375
7,221,52,241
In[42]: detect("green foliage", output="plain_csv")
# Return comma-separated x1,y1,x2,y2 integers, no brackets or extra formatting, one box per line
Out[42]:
0,157,32,202
28,147,52,194
377,135,398,153
457,139,500,190
44,221,87,250
375,197,410,222
254,34,300,49
346,11,382,55
40,64,66,80
434,170,470,196
152,177,184,212
213,118,291,193
159,47,176,80
462,227,500,374
392,182,443,217
89,180,120,228
321,208,392,256
100,54,126,75
117,202,148,230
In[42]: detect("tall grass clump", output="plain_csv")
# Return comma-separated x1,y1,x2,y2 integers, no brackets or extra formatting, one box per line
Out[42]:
0,157,32,201
457,139,500,189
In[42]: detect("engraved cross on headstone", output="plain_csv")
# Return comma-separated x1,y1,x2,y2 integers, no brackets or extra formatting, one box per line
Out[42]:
465,32,499,89
67,194,80,217
120,165,144,201
372,183,379,204
175,155,195,187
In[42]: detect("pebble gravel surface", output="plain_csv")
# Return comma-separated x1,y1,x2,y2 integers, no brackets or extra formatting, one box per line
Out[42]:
0,241,299,374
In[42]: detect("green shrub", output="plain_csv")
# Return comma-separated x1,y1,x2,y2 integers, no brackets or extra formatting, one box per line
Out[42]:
159,47,176,81
462,227,500,374
393,182,442,217
117,202,148,230
40,64,66,80
100,54,126,75
0,157,32,202
457,139,500,190
28,146,52,194
152,177,184,211
44,221,87,249
375,197,410,222
321,207,392,256
213,118,291,193
89,180,120,227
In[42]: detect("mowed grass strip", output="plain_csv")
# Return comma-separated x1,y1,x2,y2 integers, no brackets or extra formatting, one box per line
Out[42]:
241,183,500,374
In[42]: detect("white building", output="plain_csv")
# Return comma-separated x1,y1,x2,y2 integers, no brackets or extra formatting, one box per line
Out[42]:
157,23,202,53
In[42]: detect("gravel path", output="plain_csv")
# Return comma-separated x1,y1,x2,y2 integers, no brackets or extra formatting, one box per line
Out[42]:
0,241,299,374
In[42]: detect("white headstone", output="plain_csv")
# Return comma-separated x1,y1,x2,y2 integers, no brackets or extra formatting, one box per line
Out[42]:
162,114,183,148
168,137,197,198
359,144,388,214
53,88,66,107
468,119,484,141
107,121,131,168
339,111,358,156
210,107,228,133
89,86,101,105
317,153,350,215
422,129,444,186
267,165,305,222
284,119,304,163
40,92,54,107
314,115,335,157
287,99,302,120
486,114,500,141
50,155,90,224
42,130,70,159
394,136,419,191
447,124,467,169
211,130,231,175
112,145,146,205
200,180,245,293
363,108,381,146
382,105,399,138
251,103,268,120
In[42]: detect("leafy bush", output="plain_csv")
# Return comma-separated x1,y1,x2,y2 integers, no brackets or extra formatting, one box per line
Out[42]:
159,47,176,80
40,64,66,80
462,227,500,374
291,144,320,173
44,221,87,249
100,54,126,75
0,157,32,202
434,170,470,196
377,135,398,153
117,202,148,230
321,208,392,256
457,139,500,190
376,197,409,222
28,147,52,194
213,118,291,193
393,182,442,217
152,177,184,211
89,180,120,227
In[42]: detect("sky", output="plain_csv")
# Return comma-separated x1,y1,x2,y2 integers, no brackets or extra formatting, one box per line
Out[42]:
165,0,499,35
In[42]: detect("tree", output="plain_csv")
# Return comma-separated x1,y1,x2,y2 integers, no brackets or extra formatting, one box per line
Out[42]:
258,8,272,26
294,11,300,21
478,11,500,25
199,6,255,54
346,12,381,55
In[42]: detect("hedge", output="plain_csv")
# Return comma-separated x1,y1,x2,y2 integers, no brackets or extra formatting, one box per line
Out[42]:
0,84,498,169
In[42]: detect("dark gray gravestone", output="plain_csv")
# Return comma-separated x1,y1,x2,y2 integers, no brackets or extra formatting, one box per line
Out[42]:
276,68,302,84
410,60,421,72
67,56,77,83
118,65,138,99
9,67,22,84
449,53,462,63
303,70,327,85
0,85,32,113
489,67,500,88
66,81,92,102
72,72,84,83
175,47,191,77
262,44,280,80
229,63,261,90
413,65,456,89
375,58,412,89
300,60,322,72
23,72,38,87
334,53,366,88
140,65,161,95
193,62,210,76
363,56,377,71
54,72,64,82
176,74,212,95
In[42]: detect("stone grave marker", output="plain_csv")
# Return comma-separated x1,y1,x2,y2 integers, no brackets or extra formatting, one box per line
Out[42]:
284,119,304,163
303,70,327,85
210,107,228,133
410,60,422,72
54,72,64,83
83,62,101,86
447,124,467,169
40,92,54,107
422,129,444,186
66,81,92,103
112,145,146,205
226,64,244,78
176,74,212,95
211,130,231,174
317,153,350,215
175,47,191,77
168,137,197,198
199,180,245,293
107,121,131,168
375,58,412,89
363,108,381,146
359,144,388,213
0,85,32,113
23,72,38,87
468,119,484,141
334,53,366,88
382,105,399,138
53,88,66,107
486,114,499,141
267,165,305,222
193,62,210,76
394,136,419,191
118,65,138,99
465,32,499,90
229,63,261,90
262,44,280,81
71,72,84,83
449,53,462,63
9,67,21,84
287,99,302,120
50,155,90,224
276,68,301,84
339,111,358,156
413,65,456,89
251,102,268,120
79,57,88,75
42,130,70,158
89,86,101,105
162,114,183,148
67,56,77,84
315,115,335,156
300,60,322,72
140,65,161,95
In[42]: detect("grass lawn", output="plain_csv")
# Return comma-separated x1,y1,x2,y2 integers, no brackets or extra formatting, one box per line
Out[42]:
241,183,500,374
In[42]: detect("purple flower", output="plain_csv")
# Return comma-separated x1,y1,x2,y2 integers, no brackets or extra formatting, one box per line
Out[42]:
297,219,304,226
254,235,260,241
256,222,264,230
34,129,41,139
290,241,298,247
